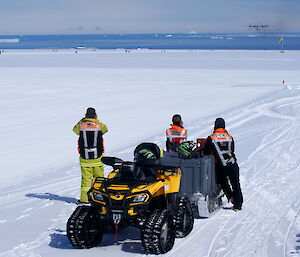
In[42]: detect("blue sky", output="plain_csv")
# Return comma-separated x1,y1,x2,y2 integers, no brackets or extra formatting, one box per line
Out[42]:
0,0,299,34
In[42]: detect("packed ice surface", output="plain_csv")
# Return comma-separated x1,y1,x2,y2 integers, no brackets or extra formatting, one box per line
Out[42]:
0,49,299,257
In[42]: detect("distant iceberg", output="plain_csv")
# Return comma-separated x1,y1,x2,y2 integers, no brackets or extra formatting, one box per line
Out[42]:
211,36,224,40
0,38,20,43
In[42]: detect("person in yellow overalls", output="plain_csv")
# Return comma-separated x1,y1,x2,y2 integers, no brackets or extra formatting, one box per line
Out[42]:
73,107,108,204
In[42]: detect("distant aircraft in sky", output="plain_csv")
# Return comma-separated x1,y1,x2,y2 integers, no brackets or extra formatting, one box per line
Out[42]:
248,25,269,31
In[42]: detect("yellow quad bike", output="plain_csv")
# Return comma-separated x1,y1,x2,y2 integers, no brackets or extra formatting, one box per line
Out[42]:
67,143,194,254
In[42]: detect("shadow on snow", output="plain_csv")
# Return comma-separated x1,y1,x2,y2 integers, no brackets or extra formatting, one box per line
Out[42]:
49,226,145,253
49,231,74,250
26,193,145,253
25,192,78,204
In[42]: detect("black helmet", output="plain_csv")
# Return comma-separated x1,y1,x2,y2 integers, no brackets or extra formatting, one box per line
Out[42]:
214,118,225,130
134,143,160,166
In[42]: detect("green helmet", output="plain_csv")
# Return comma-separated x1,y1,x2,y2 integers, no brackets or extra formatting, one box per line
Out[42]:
177,141,196,159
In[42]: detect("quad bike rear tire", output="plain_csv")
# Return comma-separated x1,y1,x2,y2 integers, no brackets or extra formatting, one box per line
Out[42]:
175,196,194,238
141,209,175,254
67,206,103,249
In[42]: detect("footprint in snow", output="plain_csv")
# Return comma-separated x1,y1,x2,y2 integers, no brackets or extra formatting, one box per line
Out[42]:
215,239,228,253
22,208,33,213
40,201,54,208
216,247,227,253
16,213,31,221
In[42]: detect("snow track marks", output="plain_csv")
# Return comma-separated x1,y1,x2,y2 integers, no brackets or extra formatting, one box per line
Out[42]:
166,90,300,257
1,90,300,257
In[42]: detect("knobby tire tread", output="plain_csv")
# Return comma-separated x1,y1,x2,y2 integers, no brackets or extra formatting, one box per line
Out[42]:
174,196,194,238
67,206,102,249
141,209,175,254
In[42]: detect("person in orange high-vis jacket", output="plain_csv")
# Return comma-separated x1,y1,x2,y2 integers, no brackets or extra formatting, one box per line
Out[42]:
203,118,243,211
166,114,187,151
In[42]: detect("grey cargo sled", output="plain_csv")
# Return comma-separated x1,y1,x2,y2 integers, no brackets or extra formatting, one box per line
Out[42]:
160,152,223,218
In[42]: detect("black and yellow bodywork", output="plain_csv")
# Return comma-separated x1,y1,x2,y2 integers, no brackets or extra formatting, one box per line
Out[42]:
88,164,182,225
67,143,194,254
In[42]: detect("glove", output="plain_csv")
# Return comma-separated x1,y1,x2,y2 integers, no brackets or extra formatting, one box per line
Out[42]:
177,141,196,159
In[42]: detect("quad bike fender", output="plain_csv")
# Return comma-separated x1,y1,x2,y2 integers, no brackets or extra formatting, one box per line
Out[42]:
156,168,182,195
145,180,165,195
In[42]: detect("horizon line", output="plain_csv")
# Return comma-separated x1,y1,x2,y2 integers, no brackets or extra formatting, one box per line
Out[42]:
1,32,300,37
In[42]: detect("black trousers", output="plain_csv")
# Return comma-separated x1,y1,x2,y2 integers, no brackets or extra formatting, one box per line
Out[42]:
216,162,243,209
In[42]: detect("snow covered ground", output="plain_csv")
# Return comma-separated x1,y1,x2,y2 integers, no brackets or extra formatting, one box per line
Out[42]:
0,49,299,257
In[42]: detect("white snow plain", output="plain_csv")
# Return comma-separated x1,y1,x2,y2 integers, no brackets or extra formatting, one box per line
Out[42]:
0,49,299,257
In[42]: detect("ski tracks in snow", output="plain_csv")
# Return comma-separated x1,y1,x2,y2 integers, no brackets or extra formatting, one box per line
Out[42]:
166,89,300,257
1,89,300,257
0,170,79,257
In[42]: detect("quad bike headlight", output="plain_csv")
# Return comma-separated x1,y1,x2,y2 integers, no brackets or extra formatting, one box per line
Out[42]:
93,192,104,201
132,194,147,203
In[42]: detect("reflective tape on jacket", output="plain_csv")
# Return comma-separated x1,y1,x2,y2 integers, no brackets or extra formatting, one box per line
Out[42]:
166,125,187,144
80,186,91,191
79,120,103,159
80,121,101,131
210,129,235,166
166,133,187,139
80,162,103,167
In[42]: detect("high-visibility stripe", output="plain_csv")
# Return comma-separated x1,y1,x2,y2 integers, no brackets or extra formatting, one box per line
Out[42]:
210,132,235,166
80,162,103,167
83,130,88,148
166,126,187,149
93,130,98,147
80,127,100,132
84,148,89,159
80,121,102,159
81,186,91,190
80,121,100,130
212,140,235,166
180,129,187,136
166,134,187,139
84,147,98,160
210,133,232,142
166,127,186,136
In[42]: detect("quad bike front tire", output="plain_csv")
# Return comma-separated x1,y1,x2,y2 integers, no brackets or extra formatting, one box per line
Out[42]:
67,206,103,249
141,209,175,254
174,196,194,238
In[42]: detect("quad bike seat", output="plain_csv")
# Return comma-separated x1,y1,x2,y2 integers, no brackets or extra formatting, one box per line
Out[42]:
117,161,156,182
